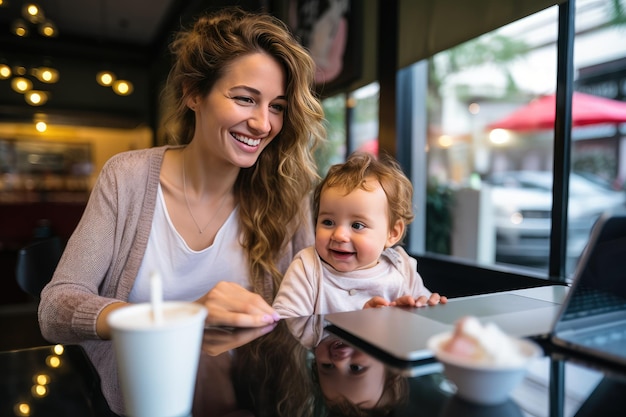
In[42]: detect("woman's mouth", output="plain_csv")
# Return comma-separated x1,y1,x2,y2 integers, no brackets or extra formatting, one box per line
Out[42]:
232,133,261,147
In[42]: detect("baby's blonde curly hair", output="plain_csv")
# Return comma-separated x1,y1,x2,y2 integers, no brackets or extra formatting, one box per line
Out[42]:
314,152,414,241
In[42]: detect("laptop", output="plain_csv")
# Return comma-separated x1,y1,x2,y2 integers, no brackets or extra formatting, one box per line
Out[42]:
324,285,567,363
551,209,626,366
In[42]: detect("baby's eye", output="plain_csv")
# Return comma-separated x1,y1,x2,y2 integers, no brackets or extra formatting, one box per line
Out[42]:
320,219,334,227
351,222,366,230
349,364,366,374
320,362,335,370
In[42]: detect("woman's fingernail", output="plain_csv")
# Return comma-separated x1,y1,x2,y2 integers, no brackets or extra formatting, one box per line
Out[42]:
272,312,281,321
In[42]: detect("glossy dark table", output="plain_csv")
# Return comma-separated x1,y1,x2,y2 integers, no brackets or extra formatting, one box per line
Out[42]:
0,344,115,416
2,317,626,417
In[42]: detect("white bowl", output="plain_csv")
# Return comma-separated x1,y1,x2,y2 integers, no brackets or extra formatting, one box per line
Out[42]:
427,332,541,405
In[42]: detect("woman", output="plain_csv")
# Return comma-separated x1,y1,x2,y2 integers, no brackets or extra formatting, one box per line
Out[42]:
38,7,325,414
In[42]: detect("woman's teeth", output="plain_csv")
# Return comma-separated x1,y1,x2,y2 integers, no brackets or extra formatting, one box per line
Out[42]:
233,133,261,147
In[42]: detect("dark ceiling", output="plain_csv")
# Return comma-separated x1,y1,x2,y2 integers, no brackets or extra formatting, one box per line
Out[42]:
0,0,269,65
0,0,270,127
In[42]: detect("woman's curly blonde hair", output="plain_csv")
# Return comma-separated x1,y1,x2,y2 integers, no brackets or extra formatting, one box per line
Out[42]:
161,7,325,300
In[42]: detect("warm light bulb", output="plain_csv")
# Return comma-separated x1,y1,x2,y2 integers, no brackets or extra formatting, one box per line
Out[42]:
23,3,44,24
96,70,116,86
39,20,57,37
27,4,39,15
31,384,48,397
34,373,50,385
11,77,32,93
35,121,47,132
13,402,31,417
25,90,48,106
32,66,59,83
12,19,29,37
0,64,11,79
113,79,133,96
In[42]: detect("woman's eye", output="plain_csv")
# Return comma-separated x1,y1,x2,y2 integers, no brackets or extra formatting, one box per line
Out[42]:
233,96,254,104
270,103,285,113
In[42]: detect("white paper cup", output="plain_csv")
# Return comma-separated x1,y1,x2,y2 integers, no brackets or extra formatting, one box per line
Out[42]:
108,302,208,417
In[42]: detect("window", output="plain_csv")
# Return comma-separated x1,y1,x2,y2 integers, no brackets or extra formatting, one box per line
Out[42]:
318,94,347,176
317,83,380,176
401,1,626,281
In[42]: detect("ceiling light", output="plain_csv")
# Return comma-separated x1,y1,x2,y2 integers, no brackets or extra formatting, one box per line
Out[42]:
23,3,44,24
11,77,32,93
113,79,134,96
0,64,11,79
12,19,29,37
96,70,116,87
25,90,48,106
39,19,57,37
31,66,59,83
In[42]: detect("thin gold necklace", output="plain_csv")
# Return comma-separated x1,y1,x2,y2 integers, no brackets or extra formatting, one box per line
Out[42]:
182,149,229,234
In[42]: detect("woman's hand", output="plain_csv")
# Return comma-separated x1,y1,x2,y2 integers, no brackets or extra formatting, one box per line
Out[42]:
202,324,277,356
195,281,280,328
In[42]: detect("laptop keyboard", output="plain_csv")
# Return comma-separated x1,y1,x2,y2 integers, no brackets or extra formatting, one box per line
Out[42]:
577,323,626,357
563,286,626,320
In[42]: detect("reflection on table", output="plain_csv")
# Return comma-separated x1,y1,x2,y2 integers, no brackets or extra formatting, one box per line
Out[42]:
0,344,113,416
2,316,626,417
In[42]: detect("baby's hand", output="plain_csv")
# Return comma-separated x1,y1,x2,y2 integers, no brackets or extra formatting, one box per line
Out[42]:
363,296,391,309
415,293,448,307
390,295,417,307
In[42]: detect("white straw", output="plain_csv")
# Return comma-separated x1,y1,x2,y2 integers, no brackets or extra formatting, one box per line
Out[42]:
150,271,164,325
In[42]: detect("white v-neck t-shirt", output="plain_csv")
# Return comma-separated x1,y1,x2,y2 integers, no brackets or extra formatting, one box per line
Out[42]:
129,184,248,303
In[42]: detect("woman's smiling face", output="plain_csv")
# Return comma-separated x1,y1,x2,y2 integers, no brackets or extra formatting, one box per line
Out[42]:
190,52,287,168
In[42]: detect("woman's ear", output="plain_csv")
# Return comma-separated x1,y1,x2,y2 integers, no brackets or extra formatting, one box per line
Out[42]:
385,219,405,248
186,95,198,111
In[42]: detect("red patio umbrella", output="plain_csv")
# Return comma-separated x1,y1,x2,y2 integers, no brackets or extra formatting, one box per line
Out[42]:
486,92,626,132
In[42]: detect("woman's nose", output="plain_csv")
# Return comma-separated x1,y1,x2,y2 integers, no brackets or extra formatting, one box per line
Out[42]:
249,107,271,134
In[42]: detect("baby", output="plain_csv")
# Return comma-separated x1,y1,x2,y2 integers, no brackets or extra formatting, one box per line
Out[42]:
273,152,446,317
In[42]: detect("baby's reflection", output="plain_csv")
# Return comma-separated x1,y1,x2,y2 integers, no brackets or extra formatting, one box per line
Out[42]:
311,334,408,416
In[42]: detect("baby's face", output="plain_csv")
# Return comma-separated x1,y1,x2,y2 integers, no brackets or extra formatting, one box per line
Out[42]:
315,178,396,272
314,336,385,408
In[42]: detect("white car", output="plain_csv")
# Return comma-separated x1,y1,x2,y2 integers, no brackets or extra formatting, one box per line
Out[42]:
485,171,626,268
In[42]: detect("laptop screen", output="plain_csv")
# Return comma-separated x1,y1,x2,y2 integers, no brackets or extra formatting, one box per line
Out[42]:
554,211,626,329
